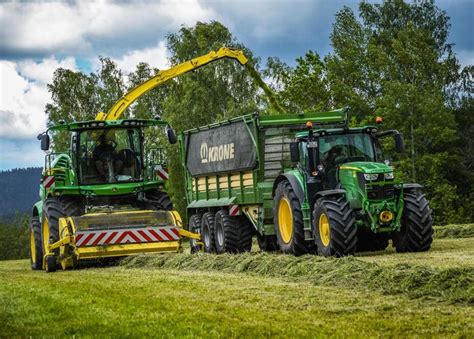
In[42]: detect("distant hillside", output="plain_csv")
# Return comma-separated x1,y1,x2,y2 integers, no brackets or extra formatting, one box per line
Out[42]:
0,168,42,219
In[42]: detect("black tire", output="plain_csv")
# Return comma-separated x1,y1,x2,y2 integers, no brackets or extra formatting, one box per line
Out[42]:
237,216,254,252
201,212,216,253
189,214,202,254
45,255,57,273
30,217,43,270
392,191,433,252
214,210,240,254
42,197,83,272
356,230,389,252
313,196,357,257
146,191,173,211
273,180,309,256
257,233,279,252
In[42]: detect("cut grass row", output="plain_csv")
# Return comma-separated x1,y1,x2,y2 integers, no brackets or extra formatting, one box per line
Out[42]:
122,238,474,305
433,224,474,238
1,260,473,337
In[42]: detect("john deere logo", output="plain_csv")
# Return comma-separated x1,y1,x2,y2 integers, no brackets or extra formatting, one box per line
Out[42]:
200,142,235,164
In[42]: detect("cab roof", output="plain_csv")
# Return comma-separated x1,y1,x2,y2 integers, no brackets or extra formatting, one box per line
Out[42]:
48,119,167,132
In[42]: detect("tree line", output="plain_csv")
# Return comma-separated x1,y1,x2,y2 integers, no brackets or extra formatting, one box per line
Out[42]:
45,0,472,225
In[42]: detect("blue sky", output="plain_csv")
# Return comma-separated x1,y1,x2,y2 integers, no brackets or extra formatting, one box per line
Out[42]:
0,0,472,170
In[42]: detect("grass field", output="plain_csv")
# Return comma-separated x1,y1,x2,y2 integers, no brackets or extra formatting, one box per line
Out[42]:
1,227,473,337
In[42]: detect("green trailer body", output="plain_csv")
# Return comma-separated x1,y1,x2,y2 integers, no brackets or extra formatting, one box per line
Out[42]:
180,109,434,256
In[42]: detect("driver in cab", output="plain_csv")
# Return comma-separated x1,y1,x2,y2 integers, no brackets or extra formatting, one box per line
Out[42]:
93,133,123,182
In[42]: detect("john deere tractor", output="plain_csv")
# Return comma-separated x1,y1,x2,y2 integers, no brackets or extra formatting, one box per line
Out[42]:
181,108,433,256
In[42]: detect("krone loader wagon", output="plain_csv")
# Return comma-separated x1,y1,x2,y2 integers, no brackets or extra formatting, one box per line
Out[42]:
180,109,433,256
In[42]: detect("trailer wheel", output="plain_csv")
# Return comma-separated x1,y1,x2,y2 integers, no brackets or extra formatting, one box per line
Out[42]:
273,180,309,256
30,217,43,270
214,210,240,254
313,196,357,257
257,233,278,252
237,216,254,252
201,212,216,253
356,230,389,252
146,191,173,211
392,192,433,252
189,214,202,254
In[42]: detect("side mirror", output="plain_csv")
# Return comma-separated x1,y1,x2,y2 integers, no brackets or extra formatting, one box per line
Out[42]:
290,142,299,162
395,133,404,153
39,133,50,151
166,125,177,144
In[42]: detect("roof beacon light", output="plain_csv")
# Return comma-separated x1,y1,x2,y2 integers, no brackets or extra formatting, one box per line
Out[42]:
375,116,383,124
306,121,313,129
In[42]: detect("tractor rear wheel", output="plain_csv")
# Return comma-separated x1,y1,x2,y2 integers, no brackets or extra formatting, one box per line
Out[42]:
257,233,279,252
392,191,433,252
356,230,389,252
214,210,240,254
189,214,202,254
146,191,173,211
313,196,357,257
30,216,43,270
201,212,216,253
273,180,309,256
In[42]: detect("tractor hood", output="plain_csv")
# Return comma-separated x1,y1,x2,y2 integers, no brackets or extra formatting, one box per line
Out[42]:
339,162,392,174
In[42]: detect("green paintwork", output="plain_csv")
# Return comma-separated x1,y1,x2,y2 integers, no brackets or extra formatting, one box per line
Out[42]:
182,108,409,240
34,118,170,215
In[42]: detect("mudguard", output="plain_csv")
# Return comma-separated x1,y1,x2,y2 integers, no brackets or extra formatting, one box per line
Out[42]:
32,200,43,221
273,171,305,204
403,183,423,193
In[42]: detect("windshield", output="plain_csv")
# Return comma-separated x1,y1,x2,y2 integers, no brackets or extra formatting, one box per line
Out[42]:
78,128,142,184
319,133,376,167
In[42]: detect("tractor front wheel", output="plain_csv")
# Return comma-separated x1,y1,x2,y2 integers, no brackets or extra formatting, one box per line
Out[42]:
273,180,309,256
392,191,433,252
30,217,43,270
313,196,357,257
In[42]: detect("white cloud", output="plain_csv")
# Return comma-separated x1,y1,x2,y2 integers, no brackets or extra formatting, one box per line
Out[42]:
112,41,169,74
0,0,215,58
0,57,77,139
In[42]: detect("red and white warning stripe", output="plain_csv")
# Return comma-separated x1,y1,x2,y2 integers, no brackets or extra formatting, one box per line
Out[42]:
75,226,179,247
155,165,169,180
43,176,55,189
229,204,240,216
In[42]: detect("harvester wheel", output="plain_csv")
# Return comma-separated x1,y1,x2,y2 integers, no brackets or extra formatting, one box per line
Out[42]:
392,192,433,252
30,217,43,270
356,230,389,252
189,214,202,254
257,234,278,252
273,180,309,256
41,198,65,271
201,212,216,253
313,196,357,257
237,216,254,252
214,210,240,254
147,191,173,211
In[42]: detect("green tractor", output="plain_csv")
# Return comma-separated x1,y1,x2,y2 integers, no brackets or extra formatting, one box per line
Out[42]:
181,108,433,256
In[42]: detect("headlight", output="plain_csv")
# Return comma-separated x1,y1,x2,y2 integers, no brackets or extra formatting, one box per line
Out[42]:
384,172,394,180
363,173,379,181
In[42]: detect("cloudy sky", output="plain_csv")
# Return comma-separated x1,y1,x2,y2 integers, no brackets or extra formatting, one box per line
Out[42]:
0,0,472,170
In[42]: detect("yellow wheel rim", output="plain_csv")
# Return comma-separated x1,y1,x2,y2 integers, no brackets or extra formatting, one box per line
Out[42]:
278,197,293,244
319,213,330,247
42,218,50,255
30,229,36,263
